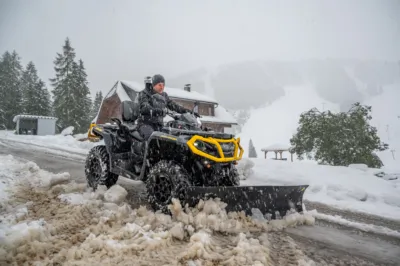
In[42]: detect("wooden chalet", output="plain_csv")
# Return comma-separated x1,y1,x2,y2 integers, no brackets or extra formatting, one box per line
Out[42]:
92,80,238,133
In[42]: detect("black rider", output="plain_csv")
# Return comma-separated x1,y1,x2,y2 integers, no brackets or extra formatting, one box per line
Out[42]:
137,74,199,140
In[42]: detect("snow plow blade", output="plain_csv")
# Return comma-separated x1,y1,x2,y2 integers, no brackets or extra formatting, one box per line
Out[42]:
184,185,308,219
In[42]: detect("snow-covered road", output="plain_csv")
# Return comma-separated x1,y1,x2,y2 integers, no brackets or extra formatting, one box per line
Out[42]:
1,138,399,265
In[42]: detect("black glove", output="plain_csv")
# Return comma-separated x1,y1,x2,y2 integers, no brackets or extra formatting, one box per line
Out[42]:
154,108,167,116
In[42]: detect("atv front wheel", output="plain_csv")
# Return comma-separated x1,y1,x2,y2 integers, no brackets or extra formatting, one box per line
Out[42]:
85,145,118,190
221,164,240,186
145,160,191,213
210,164,240,187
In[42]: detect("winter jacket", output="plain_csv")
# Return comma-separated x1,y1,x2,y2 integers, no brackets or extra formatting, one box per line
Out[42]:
137,86,189,126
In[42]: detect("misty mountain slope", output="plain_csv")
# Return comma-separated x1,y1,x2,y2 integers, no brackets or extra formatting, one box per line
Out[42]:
167,67,209,91
170,59,400,110
237,82,400,169
237,84,339,158
211,61,285,109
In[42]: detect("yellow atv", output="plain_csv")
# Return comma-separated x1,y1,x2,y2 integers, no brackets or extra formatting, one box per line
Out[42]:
85,101,308,218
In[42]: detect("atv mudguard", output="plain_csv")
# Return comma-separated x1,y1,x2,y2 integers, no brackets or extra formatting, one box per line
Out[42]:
146,131,191,163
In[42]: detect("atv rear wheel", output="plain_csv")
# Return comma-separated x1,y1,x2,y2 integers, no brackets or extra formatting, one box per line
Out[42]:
85,145,119,190
145,160,191,213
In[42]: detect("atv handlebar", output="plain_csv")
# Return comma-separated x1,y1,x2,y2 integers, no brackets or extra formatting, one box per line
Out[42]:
166,110,201,119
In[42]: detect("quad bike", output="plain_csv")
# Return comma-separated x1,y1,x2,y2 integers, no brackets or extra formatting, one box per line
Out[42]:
85,100,308,218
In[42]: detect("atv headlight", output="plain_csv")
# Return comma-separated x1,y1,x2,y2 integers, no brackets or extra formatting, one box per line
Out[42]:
220,142,235,152
194,140,207,151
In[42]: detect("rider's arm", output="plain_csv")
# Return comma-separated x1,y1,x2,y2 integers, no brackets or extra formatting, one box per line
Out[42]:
165,93,190,114
139,92,160,115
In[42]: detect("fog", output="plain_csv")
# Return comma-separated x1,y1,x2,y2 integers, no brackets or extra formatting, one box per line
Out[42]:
0,0,399,96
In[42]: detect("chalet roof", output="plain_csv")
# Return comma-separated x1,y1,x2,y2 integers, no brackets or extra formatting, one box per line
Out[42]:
13,115,58,123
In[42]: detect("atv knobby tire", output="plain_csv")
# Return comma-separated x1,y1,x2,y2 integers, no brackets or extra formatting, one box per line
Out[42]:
146,160,191,213
85,145,118,190
222,165,240,186
211,164,240,187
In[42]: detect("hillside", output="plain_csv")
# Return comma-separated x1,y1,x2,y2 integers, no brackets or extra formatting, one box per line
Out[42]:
168,59,400,111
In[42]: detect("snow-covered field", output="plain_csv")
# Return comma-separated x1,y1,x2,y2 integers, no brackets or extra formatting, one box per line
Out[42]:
0,155,318,265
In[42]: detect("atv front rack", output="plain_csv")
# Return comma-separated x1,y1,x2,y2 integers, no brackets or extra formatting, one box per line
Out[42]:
187,135,244,163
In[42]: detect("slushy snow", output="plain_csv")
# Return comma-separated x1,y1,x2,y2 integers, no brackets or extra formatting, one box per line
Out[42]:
0,154,317,265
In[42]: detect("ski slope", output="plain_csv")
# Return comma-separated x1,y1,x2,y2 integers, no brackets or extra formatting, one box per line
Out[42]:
237,84,340,160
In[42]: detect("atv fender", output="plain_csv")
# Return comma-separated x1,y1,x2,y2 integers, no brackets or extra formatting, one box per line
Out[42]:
92,126,114,155
146,132,188,161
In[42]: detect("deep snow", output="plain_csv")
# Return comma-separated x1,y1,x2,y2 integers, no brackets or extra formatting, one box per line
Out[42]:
240,158,400,220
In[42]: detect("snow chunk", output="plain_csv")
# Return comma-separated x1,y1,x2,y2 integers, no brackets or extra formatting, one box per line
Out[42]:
60,126,74,136
103,185,128,204
236,158,255,180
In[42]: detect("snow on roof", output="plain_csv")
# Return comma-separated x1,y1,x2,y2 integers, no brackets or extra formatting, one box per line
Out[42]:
105,81,132,102
13,115,58,123
261,143,292,151
201,105,238,124
120,80,218,104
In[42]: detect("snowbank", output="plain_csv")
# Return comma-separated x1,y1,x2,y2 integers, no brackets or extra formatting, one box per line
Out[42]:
0,130,97,156
236,158,255,180
0,154,317,265
241,158,400,220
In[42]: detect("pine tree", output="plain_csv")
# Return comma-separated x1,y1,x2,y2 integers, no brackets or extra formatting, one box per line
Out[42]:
20,61,52,117
0,56,5,129
71,59,92,132
91,91,103,119
50,38,76,129
35,80,52,116
50,38,92,133
0,51,23,129
21,61,38,114
248,139,258,158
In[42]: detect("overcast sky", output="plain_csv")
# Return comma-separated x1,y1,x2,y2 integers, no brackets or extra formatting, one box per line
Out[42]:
1,0,399,96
